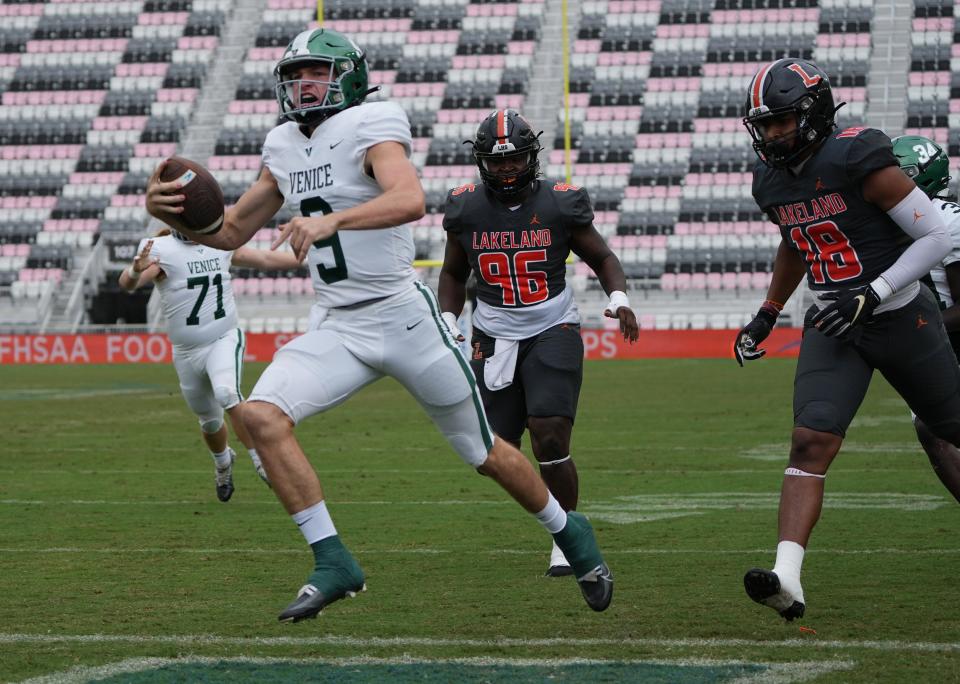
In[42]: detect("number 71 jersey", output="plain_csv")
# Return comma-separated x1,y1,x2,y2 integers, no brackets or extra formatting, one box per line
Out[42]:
752,126,911,291
262,101,418,308
138,235,237,347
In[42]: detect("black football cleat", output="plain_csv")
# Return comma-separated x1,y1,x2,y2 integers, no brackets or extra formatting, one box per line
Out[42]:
214,449,235,502
744,568,805,621
545,541,574,577
278,581,366,623
576,563,614,612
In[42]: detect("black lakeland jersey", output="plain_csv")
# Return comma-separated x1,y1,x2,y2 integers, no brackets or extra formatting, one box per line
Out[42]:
752,126,908,292
443,180,593,308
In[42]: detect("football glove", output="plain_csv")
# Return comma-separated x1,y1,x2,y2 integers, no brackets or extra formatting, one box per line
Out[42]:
441,311,465,342
809,284,881,339
734,302,781,367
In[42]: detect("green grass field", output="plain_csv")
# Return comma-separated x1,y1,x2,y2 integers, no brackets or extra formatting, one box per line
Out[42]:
1,359,959,683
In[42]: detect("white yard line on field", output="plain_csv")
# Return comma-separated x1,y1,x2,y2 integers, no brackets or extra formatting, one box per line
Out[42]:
1,631,957,653
14,655,856,684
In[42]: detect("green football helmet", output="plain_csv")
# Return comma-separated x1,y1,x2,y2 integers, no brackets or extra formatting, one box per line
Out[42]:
891,134,951,198
274,28,370,126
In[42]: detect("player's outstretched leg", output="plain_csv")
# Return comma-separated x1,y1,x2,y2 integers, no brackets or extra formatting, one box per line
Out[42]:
743,568,805,621
278,535,366,623
552,511,613,612
214,447,235,502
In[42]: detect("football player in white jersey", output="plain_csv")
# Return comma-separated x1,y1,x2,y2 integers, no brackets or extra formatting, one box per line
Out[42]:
145,28,614,622
119,228,301,500
892,134,960,502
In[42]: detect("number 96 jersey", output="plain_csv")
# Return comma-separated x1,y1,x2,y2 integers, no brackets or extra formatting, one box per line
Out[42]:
262,101,417,308
443,180,594,339
138,235,237,347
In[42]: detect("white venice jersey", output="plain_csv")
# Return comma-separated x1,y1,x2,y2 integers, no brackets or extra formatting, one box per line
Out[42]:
929,199,960,307
140,235,237,347
262,101,418,308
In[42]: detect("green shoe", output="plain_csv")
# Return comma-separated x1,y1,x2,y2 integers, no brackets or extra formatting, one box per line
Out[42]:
552,512,614,612
278,536,366,623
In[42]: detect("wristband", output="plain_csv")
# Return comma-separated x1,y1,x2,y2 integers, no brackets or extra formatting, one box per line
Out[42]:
605,290,630,314
126,265,140,281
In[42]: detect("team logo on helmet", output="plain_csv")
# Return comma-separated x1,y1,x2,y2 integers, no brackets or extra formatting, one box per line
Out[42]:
274,28,371,126
891,134,952,199
467,109,543,197
743,59,843,169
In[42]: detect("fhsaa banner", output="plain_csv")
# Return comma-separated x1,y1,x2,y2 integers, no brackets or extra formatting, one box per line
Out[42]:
0,330,803,364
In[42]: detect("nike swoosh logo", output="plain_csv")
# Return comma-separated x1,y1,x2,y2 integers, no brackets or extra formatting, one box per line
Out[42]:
851,294,866,321
406,320,423,331
330,140,344,149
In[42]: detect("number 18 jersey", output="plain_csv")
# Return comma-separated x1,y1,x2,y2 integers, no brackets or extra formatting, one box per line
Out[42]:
262,101,417,308
752,126,909,294
138,234,237,347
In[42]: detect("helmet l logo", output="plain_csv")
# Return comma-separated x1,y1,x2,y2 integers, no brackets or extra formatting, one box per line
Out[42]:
787,63,822,87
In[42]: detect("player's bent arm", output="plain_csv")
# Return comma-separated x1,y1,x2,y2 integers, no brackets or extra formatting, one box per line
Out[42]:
438,236,471,317
863,165,951,299
232,245,303,271
331,141,426,230
118,262,162,292
943,262,960,332
569,224,628,295
215,169,287,251
766,240,807,305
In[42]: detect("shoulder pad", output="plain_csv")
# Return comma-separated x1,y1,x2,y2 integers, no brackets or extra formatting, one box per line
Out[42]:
450,183,477,197
836,126,868,139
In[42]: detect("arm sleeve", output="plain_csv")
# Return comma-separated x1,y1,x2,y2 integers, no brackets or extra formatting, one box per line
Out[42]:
874,185,951,296
355,102,413,156
845,128,898,185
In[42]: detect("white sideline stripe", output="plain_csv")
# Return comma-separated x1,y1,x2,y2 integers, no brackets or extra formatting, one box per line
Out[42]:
1,547,959,557
16,655,855,684
1,631,957,653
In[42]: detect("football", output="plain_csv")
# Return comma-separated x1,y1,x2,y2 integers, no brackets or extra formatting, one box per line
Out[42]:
159,156,225,236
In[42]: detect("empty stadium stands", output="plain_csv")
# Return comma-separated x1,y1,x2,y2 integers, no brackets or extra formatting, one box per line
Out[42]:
0,0,940,335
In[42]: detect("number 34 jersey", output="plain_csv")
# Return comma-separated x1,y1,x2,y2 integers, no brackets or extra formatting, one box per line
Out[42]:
752,126,910,295
443,180,594,339
137,234,237,348
262,101,417,308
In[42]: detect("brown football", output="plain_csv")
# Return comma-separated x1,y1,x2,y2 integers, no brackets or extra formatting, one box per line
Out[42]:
159,156,225,235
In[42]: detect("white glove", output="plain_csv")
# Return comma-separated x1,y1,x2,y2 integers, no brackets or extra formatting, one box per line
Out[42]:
441,311,465,341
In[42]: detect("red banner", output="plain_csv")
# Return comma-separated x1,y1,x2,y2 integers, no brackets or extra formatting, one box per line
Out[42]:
0,329,804,364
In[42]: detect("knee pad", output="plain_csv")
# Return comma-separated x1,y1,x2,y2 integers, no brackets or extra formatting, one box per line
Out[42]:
213,384,241,411
199,413,224,434
429,396,491,468
794,400,845,436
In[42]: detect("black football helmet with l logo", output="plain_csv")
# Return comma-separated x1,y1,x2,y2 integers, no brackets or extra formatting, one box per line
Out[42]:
743,59,844,169
467,109,543,197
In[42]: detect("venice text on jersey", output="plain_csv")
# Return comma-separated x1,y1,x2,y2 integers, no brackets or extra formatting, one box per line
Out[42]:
471,229,553,250
772,192,848,227
186,257,222,274
289,164,334,195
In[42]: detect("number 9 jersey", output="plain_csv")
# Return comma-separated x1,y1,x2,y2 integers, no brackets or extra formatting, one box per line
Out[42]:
262,101,417,308
137,234,237,347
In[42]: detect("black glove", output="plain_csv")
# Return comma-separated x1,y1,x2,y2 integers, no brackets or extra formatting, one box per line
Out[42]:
810,284,881,338
734,302,781,366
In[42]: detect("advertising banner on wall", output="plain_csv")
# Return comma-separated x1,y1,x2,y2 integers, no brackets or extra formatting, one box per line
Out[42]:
0,329,804,365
